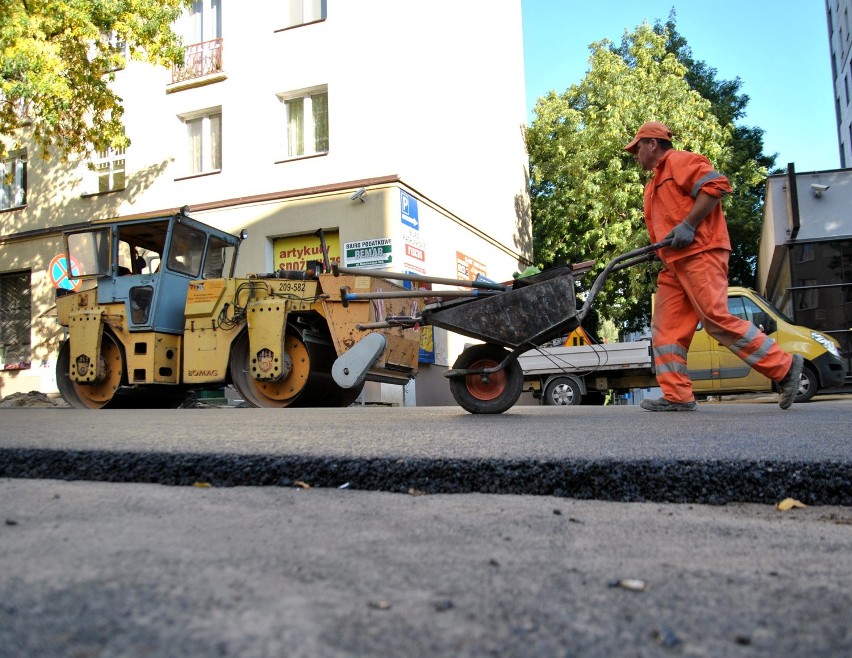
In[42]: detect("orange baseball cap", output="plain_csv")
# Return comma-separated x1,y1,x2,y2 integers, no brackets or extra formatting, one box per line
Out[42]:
624,121,673,153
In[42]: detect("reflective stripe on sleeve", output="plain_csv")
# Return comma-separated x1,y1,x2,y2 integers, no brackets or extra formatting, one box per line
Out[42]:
691,172,723,198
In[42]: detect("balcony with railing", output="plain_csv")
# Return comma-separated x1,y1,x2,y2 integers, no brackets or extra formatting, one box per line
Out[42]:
169,38,225,89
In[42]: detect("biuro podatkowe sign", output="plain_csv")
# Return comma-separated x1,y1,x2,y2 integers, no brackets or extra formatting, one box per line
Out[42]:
344,238,393,268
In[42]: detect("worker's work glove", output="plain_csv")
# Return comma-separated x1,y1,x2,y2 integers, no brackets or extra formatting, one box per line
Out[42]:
665,221,696,249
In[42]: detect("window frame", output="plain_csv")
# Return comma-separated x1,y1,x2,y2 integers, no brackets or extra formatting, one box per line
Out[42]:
277,0,327,31
85,145,127,195
0,149,27,211
277,87,329,161
188,0,222,43
0,270,31,370
177,108,223,178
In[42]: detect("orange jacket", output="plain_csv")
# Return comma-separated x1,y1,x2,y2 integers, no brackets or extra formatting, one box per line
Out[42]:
643,150,733,264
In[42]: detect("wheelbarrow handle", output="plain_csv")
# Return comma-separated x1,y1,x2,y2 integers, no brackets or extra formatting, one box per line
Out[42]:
333,263,510,291
577,238,672,322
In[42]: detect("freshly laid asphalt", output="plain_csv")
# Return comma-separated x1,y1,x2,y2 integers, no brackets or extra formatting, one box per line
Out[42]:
1,397,851,657
1,398,850,505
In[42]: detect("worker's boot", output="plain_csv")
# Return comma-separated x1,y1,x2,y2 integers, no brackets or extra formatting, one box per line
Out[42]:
778,354,804,410
640,397,697,412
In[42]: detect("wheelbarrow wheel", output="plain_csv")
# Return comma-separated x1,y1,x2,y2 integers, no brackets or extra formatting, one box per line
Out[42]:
449,344,523,414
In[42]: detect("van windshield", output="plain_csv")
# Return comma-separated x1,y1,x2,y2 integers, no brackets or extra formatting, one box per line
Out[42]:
751,291,795,324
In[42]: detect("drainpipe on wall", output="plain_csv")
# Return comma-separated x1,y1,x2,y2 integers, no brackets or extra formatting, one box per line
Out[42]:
785,162,800,240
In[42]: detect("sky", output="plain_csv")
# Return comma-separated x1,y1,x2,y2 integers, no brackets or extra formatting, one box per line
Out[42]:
521,1,839,173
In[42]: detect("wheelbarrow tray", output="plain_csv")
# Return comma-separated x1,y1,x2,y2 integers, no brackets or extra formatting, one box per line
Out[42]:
421,271,578,349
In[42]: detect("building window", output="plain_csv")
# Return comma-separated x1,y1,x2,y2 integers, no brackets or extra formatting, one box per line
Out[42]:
280,89,328,158
282,0,326,29
172,0,223,83
796,279,819,311
0,149,26,210
797,243,815,263
88,146,126,194
104,31,128,72
189,0,221,41
180,110,222,175
0,271,31,370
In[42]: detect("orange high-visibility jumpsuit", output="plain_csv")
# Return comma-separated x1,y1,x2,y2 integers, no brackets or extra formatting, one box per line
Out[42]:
644,150,793,403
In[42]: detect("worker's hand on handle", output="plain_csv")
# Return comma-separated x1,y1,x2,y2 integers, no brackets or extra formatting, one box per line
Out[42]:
664,221,696,249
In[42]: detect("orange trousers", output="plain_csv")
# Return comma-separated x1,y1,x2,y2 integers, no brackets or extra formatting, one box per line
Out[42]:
651,249,793,403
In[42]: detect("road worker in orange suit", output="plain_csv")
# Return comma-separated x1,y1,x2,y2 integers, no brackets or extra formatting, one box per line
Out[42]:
624,121,803,411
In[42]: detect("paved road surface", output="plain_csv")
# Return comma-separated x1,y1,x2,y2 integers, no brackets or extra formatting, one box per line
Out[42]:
2,400,850,504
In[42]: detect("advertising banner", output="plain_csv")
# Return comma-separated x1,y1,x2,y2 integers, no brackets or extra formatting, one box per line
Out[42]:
344,238,393,268
274,232,340,271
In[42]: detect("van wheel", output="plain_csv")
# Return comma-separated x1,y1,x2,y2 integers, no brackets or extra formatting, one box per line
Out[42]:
543,377,582,406
795,365,818,403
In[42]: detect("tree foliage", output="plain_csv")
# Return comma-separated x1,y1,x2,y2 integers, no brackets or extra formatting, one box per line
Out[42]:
0,0,191,160
526,19,770,333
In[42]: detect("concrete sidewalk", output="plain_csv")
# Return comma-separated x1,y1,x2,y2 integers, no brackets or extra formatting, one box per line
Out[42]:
2,478,851,658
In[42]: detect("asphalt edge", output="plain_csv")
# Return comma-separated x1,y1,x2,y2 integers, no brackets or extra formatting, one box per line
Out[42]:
1,448,849,505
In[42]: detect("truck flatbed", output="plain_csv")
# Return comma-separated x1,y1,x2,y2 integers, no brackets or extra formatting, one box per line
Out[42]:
519,339,653,375
518,340,657,406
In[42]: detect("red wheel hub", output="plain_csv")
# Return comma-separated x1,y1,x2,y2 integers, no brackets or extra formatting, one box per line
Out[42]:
464,358,506,401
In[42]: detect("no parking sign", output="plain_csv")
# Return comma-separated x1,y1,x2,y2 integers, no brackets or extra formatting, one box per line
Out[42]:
49,254,82,291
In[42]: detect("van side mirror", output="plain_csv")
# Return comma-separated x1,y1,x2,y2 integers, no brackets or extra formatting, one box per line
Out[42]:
754,312,777,335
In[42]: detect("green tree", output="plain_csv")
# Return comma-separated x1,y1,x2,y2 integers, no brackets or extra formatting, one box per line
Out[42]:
0,0,191,160
527,22,733,332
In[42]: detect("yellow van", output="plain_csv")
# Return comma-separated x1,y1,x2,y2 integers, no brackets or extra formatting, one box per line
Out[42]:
687,287,845,402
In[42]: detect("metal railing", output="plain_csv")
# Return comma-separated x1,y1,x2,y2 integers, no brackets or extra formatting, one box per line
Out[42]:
172,38,223,83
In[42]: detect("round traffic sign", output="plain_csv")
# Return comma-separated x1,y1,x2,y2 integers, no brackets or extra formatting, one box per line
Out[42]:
49,254,82,291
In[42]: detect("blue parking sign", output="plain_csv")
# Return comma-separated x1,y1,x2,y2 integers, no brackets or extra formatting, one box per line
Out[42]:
400,190,419,230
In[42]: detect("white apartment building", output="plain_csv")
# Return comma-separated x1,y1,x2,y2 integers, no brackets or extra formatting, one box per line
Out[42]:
0,0,532,404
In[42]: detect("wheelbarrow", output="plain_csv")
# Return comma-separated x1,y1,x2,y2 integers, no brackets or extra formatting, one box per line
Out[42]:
333,240,670,413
